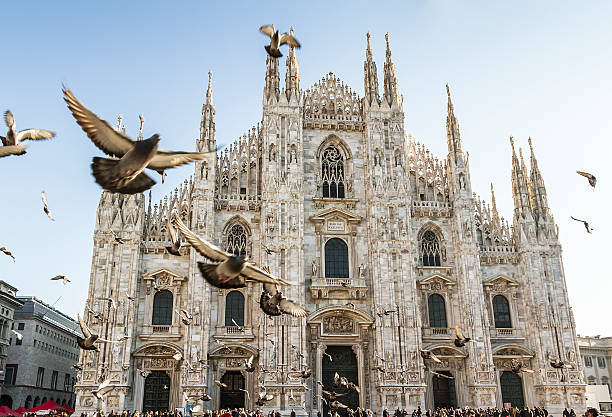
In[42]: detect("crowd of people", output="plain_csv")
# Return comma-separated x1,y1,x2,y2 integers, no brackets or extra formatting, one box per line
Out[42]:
66,407,602,417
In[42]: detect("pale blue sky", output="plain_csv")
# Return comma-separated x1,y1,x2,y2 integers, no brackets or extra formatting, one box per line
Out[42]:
1,1,610,335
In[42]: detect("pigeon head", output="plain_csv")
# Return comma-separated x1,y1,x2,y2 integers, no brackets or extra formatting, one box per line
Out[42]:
148,134,161,145
227,256,247,272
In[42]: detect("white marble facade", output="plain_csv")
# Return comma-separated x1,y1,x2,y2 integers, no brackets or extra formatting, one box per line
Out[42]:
74,33,585,415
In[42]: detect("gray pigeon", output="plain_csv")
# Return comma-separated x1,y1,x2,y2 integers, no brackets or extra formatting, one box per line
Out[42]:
260,25,301,58
63,88,215,194
260,283,308,318
172,214,292,289
0,110,55,158
165,217,182,256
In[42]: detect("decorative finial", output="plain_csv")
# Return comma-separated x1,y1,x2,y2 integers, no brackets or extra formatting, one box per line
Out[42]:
206,70,213,105
290,26,294,36
446,84,451,97
528,136,534,153
510,136,515,152
208,70,212,87
367,32,371,49
385,32,389,48
117,115,123,131
137,115,144,140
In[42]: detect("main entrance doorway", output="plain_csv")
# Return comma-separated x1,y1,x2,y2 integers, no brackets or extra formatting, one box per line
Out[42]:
322,346,359,415
500,371,524,408
219,371,245,410
143,370,170,411
432,371,457,408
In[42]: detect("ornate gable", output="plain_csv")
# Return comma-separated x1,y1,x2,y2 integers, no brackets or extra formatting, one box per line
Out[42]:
309,207,361,234
142,268,185,294
483,273,520,289
417,273,456,290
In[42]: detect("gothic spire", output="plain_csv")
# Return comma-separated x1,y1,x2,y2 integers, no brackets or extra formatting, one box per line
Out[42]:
264,55,280,102
445,84,463,158
528,137,550,218
198,70,216,152
383,33,400,107
490,183,501,232
285,27,299,101
363,32,379,106
510,137,532,218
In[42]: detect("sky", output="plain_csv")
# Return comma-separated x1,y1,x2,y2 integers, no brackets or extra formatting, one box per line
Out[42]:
0,1,610,336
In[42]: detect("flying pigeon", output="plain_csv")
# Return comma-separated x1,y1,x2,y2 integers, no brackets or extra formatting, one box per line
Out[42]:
244,355,256,372
177,309,193,325
329,401,349,410
63,88,214,194
322,391,346,402
199,394,212,402
214,380,228,389
98,297,117,309
11,329,23,341
70,364,83,371
300,367,312,379
260,283,308,318
259,25,301,58
323,352,333,362
166,217,182,256
92,379,115,399
173,352,183,361
420,349,443,364
238,388,250,401
51,275,70,285
453,325,471,347
172,214,291,289
547,353,574,369
231,318,245,332
576,171,596,188
137,369,151,378
125,292,136,302
0,247,15,262
0,110,55,158
428,369,454,380
261,243,277,255
255,392,274,406
76,313,115,351
41,191,55,221
570,216,593,233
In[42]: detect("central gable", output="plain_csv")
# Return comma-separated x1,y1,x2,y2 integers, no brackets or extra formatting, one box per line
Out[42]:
303,72,364,131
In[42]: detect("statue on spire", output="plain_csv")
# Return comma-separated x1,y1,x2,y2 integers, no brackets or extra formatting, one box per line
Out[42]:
138,115,144,141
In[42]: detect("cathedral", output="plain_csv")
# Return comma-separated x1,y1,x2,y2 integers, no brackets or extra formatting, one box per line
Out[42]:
74,33,586,415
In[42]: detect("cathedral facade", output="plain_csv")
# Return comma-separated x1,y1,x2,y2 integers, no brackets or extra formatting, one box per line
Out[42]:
74,33,585,415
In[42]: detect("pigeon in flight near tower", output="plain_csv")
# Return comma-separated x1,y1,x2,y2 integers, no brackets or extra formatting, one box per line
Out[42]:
259,25,301,58
172,214,291,289
0,247,15,262
0,110,55,158
63,88,215,194
260,283,308,318
570,216,594,233
576,171,596,188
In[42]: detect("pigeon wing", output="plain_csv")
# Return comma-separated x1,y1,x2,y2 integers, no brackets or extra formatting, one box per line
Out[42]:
429,352,443,363
242,262,291,285
279,299,308,318
78,314,93,339
16,129,55,142
279,33,301,48
454,325,465,340
576,171,594,180
260,25,275,38
148,150,210,170
166,218,178,244
4,111,14,128
0,136,7,146
570,216,586,223
263,283,278,296
172,215,228,262
0,144,26,157
63,88,134,157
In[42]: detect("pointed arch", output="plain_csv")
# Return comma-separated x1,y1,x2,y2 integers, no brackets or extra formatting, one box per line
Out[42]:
316,135,353,199
222,216,251,257
418,222,446,266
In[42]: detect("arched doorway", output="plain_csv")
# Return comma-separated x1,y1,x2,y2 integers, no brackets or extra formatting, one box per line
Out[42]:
219,371,245,410
143,370,170,411
432,371,456,408
0,395,12,408
500,371,524,408
322,346,359,416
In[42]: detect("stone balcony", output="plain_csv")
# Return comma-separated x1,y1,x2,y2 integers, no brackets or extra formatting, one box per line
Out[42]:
214,194,261,211
422,327,454,342
310,277,368,300
139,324,182,341
480,245,518,265
214,325,255,342
411,201,452,218
489,327,525,342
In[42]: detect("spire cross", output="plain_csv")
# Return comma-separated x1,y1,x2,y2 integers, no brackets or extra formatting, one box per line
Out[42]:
138,115,144,140
117,115,123,131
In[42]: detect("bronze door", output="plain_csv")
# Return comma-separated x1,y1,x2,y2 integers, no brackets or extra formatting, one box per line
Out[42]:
143,371,170,412
322,346,359,415
219,371,245,410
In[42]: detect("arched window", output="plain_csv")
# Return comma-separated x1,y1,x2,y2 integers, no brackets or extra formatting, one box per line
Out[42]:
492,295,512,328
428,294,447,328
324,238,349,278
24,396,32,409
33,397,40,407
225,291,245,327
321,146,345,198
421,231,441,266
226,224,247,257
152,290,173,325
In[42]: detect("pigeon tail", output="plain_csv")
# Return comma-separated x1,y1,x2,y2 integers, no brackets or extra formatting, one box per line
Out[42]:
166,246,182,256
198,262,247,289
91,157,156,194
265,45,283,58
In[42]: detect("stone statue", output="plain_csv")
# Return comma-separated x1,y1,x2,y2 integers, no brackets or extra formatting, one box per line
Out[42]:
358,264,367,278
311,259,318,277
